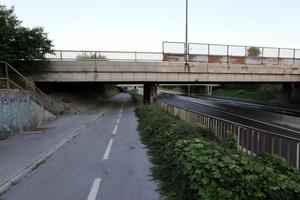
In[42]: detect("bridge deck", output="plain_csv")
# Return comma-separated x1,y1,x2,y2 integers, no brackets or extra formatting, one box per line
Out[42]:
24,60,300,83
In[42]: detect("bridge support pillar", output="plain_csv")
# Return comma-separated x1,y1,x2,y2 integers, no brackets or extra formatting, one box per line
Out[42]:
206,86,213,96
282,83,292,103
143,83,157,104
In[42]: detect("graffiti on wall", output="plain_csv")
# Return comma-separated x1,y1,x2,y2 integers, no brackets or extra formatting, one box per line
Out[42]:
1,94,29,105
0,92,34,135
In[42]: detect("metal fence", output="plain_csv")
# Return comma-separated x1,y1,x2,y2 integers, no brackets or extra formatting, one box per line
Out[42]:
163,41,300,65
46,50,163,62
46,42,300,65
160,101,300,170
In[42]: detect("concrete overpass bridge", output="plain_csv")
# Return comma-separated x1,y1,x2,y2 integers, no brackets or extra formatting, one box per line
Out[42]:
9,42,300,102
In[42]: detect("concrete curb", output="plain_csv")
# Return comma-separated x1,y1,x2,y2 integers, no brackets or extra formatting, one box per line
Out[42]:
0,111,105,195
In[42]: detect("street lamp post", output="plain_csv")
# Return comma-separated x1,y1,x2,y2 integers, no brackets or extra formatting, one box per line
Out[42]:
185,0,191,96
185,0,189,67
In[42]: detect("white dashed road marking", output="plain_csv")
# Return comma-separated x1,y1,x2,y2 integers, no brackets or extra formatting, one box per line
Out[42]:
103,139,114,160
87,178,101,200
112,125,118,135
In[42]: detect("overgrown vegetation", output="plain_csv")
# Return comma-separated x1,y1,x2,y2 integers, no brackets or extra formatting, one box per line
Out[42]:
0,5,53,63
96,84,119,98
132,93,300,200
213,84,282,101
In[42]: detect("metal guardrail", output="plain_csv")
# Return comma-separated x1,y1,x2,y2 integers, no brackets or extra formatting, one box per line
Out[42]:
160,101,300,170
46,50,164,62
162,41,300,65
45,42,300,65
0,61,71,115
163,41,300,58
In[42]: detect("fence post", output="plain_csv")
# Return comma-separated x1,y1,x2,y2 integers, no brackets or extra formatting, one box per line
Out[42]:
293,49,296,65
5,63,10,89
208,44,210,55
278,48,281,64
227,45,229,65
297,142,299,170
237,126,241,150
60,50,63,61
262,47,264,65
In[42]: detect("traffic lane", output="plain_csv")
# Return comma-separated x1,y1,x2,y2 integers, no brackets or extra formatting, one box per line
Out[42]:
160,97,300,140
196,95,300,118
175,95,300,131
2,94,125,200
99,95,159,200
3,93,159,200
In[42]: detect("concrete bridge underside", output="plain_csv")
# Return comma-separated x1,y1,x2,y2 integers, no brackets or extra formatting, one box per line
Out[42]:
23,61,300,103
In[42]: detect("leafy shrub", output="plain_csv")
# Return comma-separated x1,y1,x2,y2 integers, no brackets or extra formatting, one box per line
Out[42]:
136,103,300,200
224,132,238,151
247,47,261,57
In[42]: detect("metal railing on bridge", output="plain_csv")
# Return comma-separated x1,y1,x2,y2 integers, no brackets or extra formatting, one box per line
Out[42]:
46,50,164,62
163,41,300,65
46,42,300,66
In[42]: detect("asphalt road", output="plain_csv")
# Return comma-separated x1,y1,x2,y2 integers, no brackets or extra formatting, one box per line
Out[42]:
191,95,300,118
160,96,300,140
159,90,300,130
2,93,159,200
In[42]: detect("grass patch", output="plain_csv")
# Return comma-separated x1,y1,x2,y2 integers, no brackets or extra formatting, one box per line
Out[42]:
213,84,282,101
134,97,300,199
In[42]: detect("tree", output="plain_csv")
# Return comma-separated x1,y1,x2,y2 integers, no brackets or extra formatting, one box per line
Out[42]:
76,53,107,60
0,5,53,63
247,47,261,57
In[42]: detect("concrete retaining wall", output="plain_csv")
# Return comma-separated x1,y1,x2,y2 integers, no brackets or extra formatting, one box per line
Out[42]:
0,90,55,137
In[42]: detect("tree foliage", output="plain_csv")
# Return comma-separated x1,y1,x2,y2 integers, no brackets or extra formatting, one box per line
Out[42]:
247,47,261,57
76,53,107,60
0,5,53,62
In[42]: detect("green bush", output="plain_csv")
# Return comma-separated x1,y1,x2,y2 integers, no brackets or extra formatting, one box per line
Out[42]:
136,104,300,200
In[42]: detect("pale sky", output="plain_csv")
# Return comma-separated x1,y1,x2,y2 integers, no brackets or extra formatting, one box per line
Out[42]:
3,0,300,51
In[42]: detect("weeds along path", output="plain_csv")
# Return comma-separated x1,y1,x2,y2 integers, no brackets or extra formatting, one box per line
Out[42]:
132,92,300,200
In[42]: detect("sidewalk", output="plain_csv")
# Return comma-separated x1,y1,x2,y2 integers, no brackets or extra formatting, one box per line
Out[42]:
0,113,98,191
